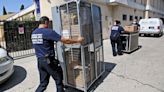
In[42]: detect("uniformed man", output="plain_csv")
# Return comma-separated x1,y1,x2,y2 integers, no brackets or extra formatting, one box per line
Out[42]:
31,16,84,92
110,20,124,56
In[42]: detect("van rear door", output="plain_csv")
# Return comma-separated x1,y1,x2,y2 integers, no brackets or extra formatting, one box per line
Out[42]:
139,20,149,31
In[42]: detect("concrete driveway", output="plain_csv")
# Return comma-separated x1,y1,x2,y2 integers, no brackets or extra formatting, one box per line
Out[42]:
1,36,164,92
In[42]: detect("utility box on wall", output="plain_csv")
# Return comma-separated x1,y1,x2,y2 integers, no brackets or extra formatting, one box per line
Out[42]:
52,0,105,92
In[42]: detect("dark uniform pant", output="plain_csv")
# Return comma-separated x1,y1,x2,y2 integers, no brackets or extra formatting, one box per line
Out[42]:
110,37,123,56
36,57,64,92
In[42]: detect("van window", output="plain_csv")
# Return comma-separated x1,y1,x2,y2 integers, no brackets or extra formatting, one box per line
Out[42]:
140,20,157,25
149,21,157,25
140,21,148,25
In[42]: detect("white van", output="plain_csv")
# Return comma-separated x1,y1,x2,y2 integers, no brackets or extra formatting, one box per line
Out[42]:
139,18,163,36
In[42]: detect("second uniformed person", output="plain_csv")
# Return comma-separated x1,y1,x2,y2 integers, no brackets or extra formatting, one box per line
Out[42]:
31,16,84,92
110,20,124,56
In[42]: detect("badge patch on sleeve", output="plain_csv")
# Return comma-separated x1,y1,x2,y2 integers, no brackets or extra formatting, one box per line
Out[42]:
31,34,43,44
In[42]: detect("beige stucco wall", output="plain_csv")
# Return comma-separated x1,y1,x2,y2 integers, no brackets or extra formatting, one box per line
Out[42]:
100,5,113,39
148,11,154,18
0,25,4,41
112,5,144,26
152,12,163,18
39,0,164,20
146,11,164,18
148,0,164,17
39,0,113,39
40,0,66,20
39,0,164,39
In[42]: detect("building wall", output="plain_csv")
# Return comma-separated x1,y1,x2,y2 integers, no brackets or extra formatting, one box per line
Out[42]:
142,0,147,5
39,0,52,19
147,0,164,18
147,11,164,18
39,0,112,39
38,0,164,39
100,4,113,39
112,5,144,26
0,25,4,42
39,0,108,20
150,0,158,9
39,0,164,20
40,0,66,20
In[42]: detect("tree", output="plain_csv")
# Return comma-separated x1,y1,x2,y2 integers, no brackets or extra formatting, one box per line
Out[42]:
3,6,7,15
20,4,24,11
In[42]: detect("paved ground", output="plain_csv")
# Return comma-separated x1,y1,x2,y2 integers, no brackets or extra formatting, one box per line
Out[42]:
0,36,164,92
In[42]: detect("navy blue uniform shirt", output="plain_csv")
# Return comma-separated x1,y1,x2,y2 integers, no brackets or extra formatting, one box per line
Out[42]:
31,28,61,58
111,25,124,36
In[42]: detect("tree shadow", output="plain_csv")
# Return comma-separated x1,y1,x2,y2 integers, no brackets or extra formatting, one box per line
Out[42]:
0,65,27,91
64,62,117,92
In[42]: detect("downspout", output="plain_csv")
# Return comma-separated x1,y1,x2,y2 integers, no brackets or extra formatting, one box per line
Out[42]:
145,0,150,19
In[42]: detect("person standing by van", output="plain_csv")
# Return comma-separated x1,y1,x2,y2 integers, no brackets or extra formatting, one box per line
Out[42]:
130,18,140,30
110,20,124,56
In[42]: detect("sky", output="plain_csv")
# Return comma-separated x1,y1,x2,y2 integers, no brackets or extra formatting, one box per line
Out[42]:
0,0,33,15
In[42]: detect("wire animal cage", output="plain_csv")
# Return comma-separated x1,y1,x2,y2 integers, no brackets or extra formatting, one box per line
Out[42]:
52,0,105,92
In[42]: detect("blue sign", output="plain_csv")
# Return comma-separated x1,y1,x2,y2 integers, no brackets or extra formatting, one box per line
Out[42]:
35,0,40,14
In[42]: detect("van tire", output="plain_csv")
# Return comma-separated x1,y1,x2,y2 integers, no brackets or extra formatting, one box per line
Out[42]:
157,32,162,37
140,34,144,37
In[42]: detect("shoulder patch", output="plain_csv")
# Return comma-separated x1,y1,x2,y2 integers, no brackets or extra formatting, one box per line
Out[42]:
112,26,119,30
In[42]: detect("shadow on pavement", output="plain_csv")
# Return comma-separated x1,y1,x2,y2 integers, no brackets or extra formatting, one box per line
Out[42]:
123,45,142,54
0,65,27,91
139,34,163,38
64,62,117,92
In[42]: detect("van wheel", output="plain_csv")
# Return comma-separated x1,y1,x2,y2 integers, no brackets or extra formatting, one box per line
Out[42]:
140,34,144,37
147,34,151,37
161,32,164,36
160,32,163,36
157,33,162,37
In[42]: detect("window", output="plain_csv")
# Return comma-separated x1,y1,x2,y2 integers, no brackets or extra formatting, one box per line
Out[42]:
141,0,146,5
140,16,143,19
135,16,138,20
122,14,127,21
129,15,133,21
